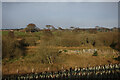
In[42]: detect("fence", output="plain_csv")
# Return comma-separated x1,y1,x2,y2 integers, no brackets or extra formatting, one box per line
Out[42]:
2,63,120,80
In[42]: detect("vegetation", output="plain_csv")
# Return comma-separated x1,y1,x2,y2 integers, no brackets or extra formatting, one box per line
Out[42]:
2,28,120,75
25,23,40,32
2,31,26,59
37,44,59,64
116,56,120,61
92,51,98,56
63,50,68,52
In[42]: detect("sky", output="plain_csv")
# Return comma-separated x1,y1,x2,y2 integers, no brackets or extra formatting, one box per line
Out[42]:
1,0,120,2
2,2,118,29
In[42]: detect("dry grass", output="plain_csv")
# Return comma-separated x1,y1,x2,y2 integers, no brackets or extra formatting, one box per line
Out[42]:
2,46,119,75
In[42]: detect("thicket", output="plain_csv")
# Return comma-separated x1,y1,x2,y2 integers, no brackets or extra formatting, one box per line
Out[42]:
38,31,119,65
37,41,59,64
2,32,26,59
24,37,38,46
40,31,119,48
2,30,119,63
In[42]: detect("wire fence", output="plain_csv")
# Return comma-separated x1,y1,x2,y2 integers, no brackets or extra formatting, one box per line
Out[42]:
2,63,120,80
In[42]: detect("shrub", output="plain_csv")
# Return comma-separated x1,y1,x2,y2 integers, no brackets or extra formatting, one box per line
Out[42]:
24,37,37,46
39,31,119,48
60,34,80,47
37,42,59,64
2,35,26,59
64,50,68,52
40,48,59,64
117,56,120,61
43,30,53,37
92,51,98,56
61,38,80,47
114,55,120,61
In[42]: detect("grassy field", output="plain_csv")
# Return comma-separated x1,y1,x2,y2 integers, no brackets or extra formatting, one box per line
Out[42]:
2,30,120,75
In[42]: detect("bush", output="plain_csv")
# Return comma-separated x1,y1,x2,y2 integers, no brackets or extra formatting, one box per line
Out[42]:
60,34,80,47
37,41,59,64
117,56,120,61
2,35,26,59
63,50,68,52
24,37,38,46
61,37,80,47
114,55,120,61
92,51,98,56
39,31,119,48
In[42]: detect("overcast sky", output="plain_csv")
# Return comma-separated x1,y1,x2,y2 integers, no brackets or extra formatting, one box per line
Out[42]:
2,2,118,29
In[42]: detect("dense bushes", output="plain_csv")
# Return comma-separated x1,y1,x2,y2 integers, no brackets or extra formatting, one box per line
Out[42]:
24,37,38,46
60,36,80,47
2,30,119,62
37,42,59,64
2,35,26,59
40,31,119,48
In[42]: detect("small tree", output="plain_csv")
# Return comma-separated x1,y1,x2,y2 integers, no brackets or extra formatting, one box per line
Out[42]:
25,23,39,32
46,25,56,31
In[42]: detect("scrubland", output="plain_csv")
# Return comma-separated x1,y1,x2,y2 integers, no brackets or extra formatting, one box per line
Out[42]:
2,30,120,75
